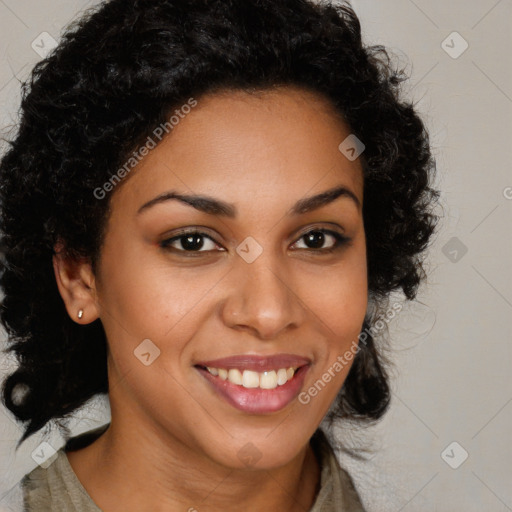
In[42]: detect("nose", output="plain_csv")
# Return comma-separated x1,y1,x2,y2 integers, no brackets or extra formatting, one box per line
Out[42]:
220,253,305,340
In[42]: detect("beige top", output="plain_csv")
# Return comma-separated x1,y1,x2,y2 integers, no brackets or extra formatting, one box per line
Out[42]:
20,424,366,511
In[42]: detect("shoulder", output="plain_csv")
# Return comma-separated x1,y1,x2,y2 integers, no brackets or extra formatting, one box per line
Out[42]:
21,449,71,510
310,429,367,512
21,424,109,512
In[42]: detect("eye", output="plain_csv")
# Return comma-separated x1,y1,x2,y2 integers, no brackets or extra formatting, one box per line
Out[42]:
160,227,350,255
160,231,223,253
291,229,349,252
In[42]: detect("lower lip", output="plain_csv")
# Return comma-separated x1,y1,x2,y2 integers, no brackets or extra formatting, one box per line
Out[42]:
197,366,309,414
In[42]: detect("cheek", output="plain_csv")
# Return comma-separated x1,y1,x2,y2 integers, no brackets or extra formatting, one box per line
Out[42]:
297,266,367,418
97,237,226,342
297,250,368,341
295,243,367,408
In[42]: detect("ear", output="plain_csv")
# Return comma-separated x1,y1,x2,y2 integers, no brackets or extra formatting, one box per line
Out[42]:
52,241,100,324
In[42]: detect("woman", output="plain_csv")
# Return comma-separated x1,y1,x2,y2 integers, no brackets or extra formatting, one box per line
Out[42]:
0,0,439,510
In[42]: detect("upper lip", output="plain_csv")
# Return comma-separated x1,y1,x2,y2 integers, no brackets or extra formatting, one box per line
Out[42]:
195,353,311,371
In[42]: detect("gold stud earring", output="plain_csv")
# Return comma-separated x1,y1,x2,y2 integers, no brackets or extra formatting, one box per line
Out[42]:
77,309,84,319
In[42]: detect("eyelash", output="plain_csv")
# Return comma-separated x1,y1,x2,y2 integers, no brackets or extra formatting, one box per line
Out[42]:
159,228,351,256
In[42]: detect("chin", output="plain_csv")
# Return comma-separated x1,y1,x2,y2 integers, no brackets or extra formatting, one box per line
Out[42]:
202,429,311,471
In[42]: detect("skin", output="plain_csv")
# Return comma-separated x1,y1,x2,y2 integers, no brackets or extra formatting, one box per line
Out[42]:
53,85,367,512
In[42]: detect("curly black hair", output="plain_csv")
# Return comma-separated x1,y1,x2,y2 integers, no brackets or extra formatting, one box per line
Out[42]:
0,0,439,450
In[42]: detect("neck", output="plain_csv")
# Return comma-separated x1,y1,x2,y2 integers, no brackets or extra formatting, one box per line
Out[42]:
67,419,321,512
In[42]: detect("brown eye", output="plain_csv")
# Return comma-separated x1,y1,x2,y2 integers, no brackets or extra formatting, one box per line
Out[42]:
160,231,222,252
292,229,349,252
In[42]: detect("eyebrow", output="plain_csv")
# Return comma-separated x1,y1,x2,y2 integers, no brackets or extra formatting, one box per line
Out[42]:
137,184,360,217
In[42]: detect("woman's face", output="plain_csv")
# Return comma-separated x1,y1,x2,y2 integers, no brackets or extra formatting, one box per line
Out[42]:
87,86,367,469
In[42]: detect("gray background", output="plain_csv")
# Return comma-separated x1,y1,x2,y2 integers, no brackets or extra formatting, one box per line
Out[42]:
1,0,511,510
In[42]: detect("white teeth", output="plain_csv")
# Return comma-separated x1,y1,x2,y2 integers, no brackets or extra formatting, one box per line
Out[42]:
228,368,243,385
242,370,260,388
260,370,278,389
205,366,298,389
276,368,288,386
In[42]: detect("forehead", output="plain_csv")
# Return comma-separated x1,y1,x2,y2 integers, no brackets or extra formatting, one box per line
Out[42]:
110,86,363,213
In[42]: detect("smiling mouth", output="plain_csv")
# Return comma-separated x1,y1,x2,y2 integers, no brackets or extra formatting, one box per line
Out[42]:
194,354,311,413
195,365,300,390
195,363,309,414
